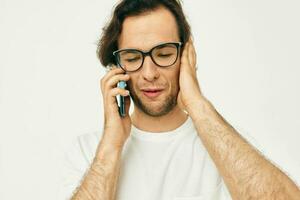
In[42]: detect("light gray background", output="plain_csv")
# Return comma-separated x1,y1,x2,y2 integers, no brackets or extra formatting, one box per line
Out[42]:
0,0,299,199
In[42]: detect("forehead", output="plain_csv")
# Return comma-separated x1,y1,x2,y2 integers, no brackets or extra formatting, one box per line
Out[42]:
118,6,179,51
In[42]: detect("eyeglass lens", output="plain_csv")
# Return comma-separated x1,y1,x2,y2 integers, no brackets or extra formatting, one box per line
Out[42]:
117,43,178,72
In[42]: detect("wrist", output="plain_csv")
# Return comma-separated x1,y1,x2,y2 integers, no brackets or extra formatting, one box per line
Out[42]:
102,125,129,147
185,96,214,119
96,136,124,159
93,138,123,177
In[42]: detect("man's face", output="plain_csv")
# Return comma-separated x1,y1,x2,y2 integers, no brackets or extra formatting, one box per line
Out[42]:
118,6,181,117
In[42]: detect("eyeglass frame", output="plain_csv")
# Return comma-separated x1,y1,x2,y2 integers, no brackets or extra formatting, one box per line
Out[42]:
112,42,183,72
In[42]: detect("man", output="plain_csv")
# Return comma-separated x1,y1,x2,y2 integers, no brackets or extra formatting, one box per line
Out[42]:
60,0,300,199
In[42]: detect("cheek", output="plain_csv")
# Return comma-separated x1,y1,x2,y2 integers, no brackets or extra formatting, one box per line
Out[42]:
127,75,140,94
172,64,180,88
127,78,135,92
167,69,180,93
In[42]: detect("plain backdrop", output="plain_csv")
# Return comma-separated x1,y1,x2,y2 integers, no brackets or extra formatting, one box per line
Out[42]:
0,0,299,199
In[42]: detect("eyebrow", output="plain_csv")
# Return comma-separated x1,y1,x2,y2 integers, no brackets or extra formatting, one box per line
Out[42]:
124,42,164,50
120,49,140,54
119,42,176,52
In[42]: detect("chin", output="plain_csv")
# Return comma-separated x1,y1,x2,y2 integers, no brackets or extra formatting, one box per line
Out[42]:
137,95,177,117
129,83,178,117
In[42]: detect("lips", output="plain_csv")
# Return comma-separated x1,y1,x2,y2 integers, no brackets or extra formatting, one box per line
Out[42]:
141,88,164,98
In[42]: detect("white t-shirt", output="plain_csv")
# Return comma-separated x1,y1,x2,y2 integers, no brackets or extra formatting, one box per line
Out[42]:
59,117,264,200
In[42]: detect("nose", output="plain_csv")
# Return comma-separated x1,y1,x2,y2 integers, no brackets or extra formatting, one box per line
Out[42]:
140,55,160,82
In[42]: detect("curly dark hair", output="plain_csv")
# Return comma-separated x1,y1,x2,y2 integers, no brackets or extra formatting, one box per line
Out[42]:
96,0,191,68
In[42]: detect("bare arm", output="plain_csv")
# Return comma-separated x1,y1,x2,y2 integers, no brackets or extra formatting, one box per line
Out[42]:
178,38,300,199
189,97,300,200
71,137,123,200
70,66,131,200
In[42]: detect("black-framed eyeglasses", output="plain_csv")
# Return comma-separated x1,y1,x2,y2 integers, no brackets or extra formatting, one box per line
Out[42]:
113,42,182,72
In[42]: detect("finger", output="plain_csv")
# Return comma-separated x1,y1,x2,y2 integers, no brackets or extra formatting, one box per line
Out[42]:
192,43,197,68
177,91,185,111
106,87,130,103
187,40,193,68
103,67,124,82
101,66,126,90
101,65,125,84
186,39,194,70
104,74,130,91
181,41,190,67
187,38,197,72
190,39,197,66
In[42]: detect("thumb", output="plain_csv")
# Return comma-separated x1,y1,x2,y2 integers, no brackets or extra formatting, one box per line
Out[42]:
177,90,185,111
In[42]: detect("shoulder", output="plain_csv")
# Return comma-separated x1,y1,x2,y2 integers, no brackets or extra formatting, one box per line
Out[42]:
58,130,102,199
67,130,102,167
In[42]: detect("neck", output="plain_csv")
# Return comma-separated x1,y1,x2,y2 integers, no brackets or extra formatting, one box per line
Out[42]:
131,105,188,133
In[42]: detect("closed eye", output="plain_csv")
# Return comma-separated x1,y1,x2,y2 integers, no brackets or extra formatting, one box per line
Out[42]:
125,57,140,62
158,53,173,57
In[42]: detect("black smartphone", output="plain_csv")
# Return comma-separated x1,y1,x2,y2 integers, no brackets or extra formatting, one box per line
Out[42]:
117,80,126,117
106,64,127,117
115,62,127,117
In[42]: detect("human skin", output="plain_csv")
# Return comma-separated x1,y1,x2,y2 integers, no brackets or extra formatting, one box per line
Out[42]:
177,36,300,200
71,6,300,200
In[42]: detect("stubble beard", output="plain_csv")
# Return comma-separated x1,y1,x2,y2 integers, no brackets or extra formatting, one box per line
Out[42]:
128,82,178,117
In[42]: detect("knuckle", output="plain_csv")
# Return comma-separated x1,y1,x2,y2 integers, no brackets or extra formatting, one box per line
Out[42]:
109,88,117,97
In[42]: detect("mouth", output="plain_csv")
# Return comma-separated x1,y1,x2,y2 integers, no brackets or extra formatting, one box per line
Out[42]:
141,88,164,99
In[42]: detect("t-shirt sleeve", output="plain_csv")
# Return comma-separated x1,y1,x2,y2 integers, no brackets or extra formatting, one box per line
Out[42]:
58,137,91,200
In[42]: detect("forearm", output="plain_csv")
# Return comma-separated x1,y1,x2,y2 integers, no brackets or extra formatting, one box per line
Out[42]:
189,97,300,200
71,137,123,200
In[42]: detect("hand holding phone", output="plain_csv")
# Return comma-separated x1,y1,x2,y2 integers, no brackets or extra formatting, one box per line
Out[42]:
100,66,131,147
